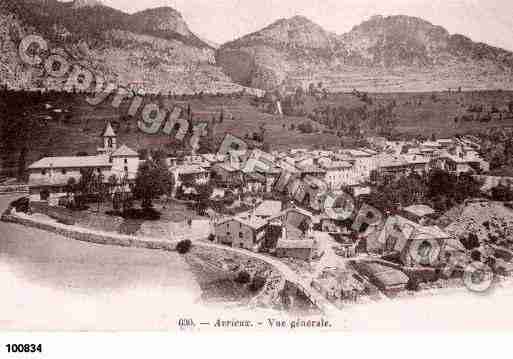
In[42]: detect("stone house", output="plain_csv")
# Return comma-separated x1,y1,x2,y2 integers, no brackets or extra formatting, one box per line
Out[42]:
214,216,268,251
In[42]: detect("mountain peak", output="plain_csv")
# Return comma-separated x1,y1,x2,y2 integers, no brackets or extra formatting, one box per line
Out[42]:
271,15,326,31
130,6,193,39
134,6,182,17
222,14,336,51
217,12,513,91
287,15,316,24
349,14,449,37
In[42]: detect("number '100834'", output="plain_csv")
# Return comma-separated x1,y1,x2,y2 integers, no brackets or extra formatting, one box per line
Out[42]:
6,344,42,353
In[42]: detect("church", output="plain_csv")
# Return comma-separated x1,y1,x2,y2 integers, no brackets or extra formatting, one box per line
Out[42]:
27,122,140,201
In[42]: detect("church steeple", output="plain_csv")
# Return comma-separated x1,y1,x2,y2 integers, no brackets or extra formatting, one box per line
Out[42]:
98,121,117,154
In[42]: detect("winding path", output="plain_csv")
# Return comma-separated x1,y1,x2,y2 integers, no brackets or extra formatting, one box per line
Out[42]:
191,241,340,316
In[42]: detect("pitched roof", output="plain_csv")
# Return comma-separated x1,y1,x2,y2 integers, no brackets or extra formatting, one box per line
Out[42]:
28,155,111,169
422,141,441,148
172,164,207,174
296,163,326,173
346,149,373,157
111,144,138,157
270,206,314,220
214,162,240,172
244,172,266,183
254,201,282,217
404,155,430,164
376,154,409,168
319,161,352,170
356,262,409,287
217,216,267,230
276,238,315,249
102,121,116,137
393,215,450,241
373,267,409,287
403,204,436,218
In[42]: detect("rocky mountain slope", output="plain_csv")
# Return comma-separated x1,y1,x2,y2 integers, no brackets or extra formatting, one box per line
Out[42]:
0,0,246,94
2,2,513,94
217,15,513,92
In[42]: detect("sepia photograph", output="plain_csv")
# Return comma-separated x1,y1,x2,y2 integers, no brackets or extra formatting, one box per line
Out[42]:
1,0,513,342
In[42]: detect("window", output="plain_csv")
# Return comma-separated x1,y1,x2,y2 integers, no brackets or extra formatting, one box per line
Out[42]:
61,169,67,175
97,168,102,174
42,169,47,175
124,166,128,172
124,158,128,164
109,157,113,164
226,232,230,236
239,232,243,239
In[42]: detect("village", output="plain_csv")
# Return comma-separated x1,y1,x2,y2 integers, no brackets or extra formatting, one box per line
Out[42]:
3,113,512,312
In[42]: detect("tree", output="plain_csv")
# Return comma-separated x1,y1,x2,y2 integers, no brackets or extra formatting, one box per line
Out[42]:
297,121,314,134
492,184,513,201
40,189,50,201
294,87,305,105
134,156,174,210
262,142,271,153
17,147,27,180
108,174,118,192
138,149,149,160
78,168,96,196
406,277,420,291
65,177,77,196
95,172,106,212
249,275,266,292
196,183,214,201
308,83,316,96
176,239,192,254
235,270,251,284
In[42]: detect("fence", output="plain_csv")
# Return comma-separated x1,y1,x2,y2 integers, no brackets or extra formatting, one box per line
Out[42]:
0,184,29,195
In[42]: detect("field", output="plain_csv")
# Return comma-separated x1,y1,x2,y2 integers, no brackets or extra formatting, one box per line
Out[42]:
29,198,209,240
2,90,513,178
373,90,513,137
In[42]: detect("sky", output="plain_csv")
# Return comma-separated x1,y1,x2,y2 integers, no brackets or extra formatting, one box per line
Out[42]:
92,0,513,50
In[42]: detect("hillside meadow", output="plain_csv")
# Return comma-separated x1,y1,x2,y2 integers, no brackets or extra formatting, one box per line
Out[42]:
2,90,513,177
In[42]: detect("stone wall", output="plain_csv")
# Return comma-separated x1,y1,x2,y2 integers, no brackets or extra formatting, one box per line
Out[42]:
1,212,177,251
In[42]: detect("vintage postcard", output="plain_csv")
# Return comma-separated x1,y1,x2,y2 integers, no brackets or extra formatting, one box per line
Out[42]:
1,0,513,338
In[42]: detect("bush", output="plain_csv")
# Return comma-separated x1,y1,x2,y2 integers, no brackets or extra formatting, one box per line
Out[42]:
40,189,50,201
470,250,482,262
121,208,161,221
57,217,75,226
10,197,30,213
235,270,251,284
297,121,314,134
176,239,192,254
249,275,266,292
406,277,420,291
58,197,70,207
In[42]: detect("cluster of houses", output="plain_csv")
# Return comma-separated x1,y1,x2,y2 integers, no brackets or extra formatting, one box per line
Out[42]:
25,123,491,269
